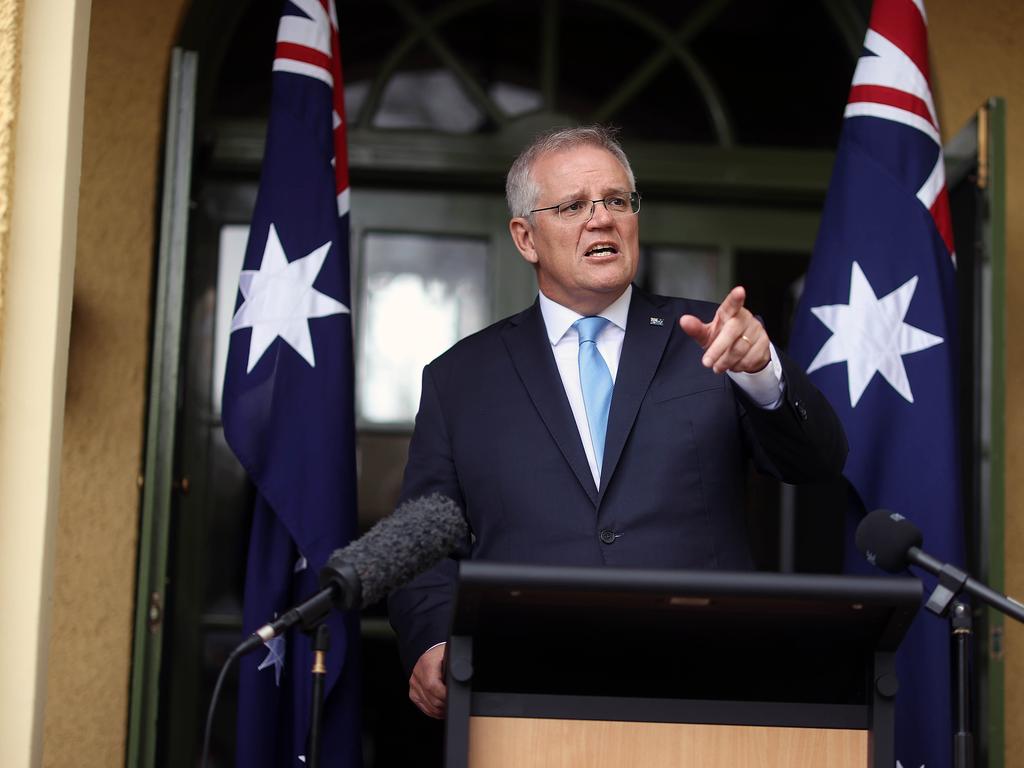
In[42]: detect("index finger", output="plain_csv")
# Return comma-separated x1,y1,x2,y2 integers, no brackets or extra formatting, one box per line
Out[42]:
717,286,747,321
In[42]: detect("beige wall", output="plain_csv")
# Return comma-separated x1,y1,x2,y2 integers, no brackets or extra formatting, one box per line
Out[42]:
0,0,90,765
0,0,22,346
38,1,188,766
929,0,1024,762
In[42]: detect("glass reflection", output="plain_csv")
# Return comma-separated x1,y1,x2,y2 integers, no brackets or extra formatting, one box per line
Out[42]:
359,233,488,424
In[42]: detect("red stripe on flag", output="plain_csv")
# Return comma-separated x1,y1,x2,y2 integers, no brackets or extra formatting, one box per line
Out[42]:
275,42,331,73
847,84,935,127
869,0,931,82
929,187,955,255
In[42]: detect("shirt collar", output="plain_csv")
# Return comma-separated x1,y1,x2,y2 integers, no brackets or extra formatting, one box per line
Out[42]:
538,284,632,345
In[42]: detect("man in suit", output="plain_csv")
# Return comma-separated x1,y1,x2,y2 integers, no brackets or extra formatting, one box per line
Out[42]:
388,126,847,718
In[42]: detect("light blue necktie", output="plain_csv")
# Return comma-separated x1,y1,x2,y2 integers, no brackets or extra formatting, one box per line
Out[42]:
574,316,613,477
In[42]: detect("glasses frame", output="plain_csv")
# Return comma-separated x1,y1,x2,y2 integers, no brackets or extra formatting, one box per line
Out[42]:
529,191,642,222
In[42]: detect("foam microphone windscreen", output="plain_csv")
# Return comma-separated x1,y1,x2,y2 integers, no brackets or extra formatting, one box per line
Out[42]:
855,508,923,573
322,493,468,608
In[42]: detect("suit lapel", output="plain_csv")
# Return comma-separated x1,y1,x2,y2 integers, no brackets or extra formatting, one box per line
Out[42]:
501,302,599,504
600,288,673,494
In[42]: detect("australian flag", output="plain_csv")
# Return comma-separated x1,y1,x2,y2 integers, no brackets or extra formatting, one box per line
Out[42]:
788,1,961,766
222,1,360,766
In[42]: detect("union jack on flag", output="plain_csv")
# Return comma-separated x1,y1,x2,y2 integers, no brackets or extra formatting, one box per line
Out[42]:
844,0,954,256
273,0,351,218
789,1,961,766
223,0,361,766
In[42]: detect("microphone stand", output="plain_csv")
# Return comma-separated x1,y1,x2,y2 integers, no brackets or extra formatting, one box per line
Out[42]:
950,602,973,768
305,623,331,768
914,557,1024,768
913,549,1024,623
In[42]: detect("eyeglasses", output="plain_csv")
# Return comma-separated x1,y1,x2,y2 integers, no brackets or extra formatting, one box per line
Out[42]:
529,192,641,222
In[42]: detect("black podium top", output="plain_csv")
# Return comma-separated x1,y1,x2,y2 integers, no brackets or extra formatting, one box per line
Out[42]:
450,562,921,706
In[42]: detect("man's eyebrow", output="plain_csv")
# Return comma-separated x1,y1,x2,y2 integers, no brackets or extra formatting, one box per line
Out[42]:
553,185,630,202
550,188,586,203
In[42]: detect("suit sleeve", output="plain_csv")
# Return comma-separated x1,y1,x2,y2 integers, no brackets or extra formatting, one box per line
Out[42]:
733,346,849,483
387,363,468,678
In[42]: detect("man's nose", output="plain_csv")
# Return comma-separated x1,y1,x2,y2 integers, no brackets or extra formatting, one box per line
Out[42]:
586,199,614,226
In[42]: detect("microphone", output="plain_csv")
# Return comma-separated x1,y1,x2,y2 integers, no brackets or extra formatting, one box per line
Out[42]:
855,508,1024,622
854,508,923,573
237,493,467,654
320,492,467,606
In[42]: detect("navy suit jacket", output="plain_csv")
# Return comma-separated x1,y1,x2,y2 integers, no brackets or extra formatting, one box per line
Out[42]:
388,286,847,675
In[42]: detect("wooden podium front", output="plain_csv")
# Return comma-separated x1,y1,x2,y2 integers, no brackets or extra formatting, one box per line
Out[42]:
468,719,867,767
443,563,920,767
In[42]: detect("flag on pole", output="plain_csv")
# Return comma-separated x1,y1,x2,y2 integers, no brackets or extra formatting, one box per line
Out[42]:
222,1,360,765
788,1,960,766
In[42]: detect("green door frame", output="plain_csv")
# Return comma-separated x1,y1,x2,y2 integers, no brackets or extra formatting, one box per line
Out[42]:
126,48,198,768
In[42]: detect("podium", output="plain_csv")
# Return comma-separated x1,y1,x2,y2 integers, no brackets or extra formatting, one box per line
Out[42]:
444,562,921,767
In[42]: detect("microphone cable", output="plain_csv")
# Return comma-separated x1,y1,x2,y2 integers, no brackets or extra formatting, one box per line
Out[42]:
200,643,247,768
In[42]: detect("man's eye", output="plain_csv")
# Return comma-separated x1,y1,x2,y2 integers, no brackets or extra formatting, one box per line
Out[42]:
564,201,585,212
606,196,627,208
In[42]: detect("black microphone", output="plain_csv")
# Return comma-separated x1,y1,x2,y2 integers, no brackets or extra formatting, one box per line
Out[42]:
855,508,923,573
856,508,1024,622
237,493,467,654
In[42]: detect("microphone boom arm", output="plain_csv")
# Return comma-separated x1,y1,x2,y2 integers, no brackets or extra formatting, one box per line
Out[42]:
909,546,1024,623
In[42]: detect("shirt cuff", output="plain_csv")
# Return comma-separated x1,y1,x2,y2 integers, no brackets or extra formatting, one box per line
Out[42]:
727,342,784,409
423,641,447,656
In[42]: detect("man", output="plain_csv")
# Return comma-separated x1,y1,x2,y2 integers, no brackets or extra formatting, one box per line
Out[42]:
388,126,847,718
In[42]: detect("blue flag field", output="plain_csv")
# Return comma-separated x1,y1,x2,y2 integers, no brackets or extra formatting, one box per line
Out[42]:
222,0,360,765
788,1,962,766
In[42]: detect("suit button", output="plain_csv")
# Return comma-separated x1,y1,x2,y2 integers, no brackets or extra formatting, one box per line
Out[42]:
599,529,616,545
794,399,808,420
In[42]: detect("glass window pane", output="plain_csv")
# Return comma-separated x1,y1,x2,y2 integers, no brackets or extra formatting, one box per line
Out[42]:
646,245,723,302
358,232,489,425
212,225,249,416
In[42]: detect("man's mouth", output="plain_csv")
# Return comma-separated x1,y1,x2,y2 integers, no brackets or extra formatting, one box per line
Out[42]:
585,244,618,257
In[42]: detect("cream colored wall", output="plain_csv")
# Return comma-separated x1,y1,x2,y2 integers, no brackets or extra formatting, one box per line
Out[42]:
38,1,189,766
0,0,91,766
929,0,1024,762
0,0,22,346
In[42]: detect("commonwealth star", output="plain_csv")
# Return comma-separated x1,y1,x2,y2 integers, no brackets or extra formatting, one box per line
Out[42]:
231,223,350,373
806,261,943,407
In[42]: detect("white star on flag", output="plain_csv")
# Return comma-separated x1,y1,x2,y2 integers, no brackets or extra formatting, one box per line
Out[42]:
806,261,943,407
257,635,286,686
231,223,350,373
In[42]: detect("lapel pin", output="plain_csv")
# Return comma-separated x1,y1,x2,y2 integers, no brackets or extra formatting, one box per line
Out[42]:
649,317,664,326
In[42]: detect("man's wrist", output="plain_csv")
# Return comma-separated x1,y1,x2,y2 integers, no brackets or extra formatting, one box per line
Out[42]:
727,342,784,409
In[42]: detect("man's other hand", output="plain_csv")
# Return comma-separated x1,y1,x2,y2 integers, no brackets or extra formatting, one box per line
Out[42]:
409,643,447,718
679,286,771,374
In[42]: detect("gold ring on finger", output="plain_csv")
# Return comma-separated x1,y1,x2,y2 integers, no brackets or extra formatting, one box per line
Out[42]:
740,334,753,345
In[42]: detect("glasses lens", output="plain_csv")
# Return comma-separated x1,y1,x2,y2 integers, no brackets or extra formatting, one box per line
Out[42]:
554,193,640,220
557,200,589,220
602,195,630,213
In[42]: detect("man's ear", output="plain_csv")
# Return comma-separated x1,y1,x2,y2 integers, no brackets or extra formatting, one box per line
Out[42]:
509,217,539,265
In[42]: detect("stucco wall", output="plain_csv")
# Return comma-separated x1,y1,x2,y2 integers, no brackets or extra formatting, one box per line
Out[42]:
929,0,1023,764
0,0,89,764
39,1,188,766
0,0,22,348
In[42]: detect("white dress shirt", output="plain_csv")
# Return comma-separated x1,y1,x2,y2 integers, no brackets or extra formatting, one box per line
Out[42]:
538,285,784,487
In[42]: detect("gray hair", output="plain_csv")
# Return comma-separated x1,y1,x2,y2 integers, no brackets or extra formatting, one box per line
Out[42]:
505,125,637,218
